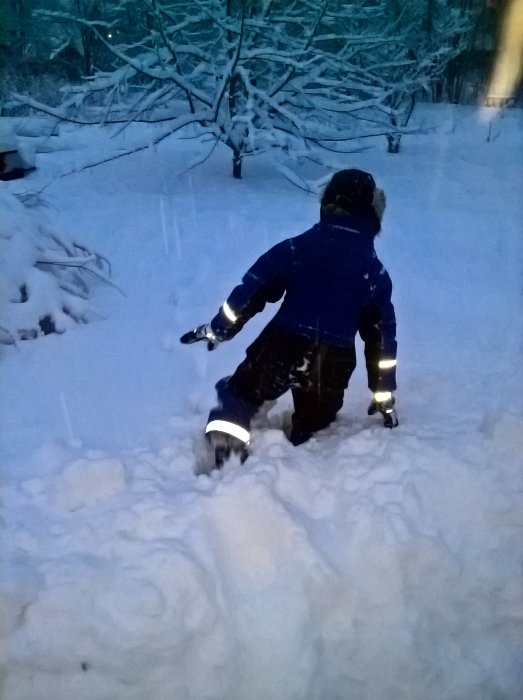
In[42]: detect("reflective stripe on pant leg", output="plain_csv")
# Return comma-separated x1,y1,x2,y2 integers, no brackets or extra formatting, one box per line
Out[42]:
207,377,258,444
205,420,250,445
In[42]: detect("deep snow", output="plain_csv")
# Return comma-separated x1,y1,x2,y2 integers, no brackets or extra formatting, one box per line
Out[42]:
1,104,523,700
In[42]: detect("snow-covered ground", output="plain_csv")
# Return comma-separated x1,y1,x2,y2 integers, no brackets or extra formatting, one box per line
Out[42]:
1,104,522,700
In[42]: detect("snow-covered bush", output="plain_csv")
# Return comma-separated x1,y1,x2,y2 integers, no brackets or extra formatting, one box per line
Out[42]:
0,189,110,344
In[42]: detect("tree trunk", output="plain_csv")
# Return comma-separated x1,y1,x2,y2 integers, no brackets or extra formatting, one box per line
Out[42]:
232,151,242,178
424,0,434,35
227,1,246,179
386,133,401,153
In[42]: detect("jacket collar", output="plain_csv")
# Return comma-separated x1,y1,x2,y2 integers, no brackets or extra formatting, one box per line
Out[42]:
320,213,379,237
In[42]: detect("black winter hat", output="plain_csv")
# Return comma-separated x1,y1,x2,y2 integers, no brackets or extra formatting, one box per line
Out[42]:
320,168,380,232
321,168,376,211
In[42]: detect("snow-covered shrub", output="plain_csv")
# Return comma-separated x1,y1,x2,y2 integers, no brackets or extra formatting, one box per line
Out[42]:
0,189,110,344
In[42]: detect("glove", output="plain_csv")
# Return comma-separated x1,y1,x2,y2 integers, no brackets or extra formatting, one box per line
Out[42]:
180,324,221,351
368,391,398,428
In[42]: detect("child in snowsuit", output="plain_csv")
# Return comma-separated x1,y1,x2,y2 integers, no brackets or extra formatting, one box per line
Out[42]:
180,168,398,463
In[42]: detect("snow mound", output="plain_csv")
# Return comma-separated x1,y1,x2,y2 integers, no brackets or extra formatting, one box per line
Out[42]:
55,457,127,510
3,414,522,700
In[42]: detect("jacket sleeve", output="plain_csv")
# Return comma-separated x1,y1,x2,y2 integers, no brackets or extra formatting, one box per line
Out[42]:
359,259,397,393
210,241,290,340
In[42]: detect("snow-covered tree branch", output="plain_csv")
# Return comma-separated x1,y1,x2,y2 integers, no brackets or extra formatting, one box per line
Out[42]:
13,0,474,175
0,190,111,344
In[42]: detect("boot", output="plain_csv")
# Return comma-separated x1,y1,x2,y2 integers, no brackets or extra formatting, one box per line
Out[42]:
207,431,249,469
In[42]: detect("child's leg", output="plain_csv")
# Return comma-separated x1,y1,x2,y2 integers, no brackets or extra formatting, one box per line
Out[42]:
206,376,260,446
205,323,311,446
289,346,356,445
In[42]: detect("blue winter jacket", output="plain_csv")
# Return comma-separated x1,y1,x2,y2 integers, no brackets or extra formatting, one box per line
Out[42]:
211,213,397,387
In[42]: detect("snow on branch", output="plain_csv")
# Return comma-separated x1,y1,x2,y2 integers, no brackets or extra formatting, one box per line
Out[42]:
0,190,112,344
11,0,474,176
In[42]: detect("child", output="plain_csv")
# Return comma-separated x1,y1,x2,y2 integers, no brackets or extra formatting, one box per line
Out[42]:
181,169,398,466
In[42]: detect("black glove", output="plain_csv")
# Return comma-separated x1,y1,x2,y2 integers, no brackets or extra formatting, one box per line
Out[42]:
368,392,398,428
180,324,221,351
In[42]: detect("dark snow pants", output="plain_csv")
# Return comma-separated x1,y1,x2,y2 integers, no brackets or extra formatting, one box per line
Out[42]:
207,322,356,446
